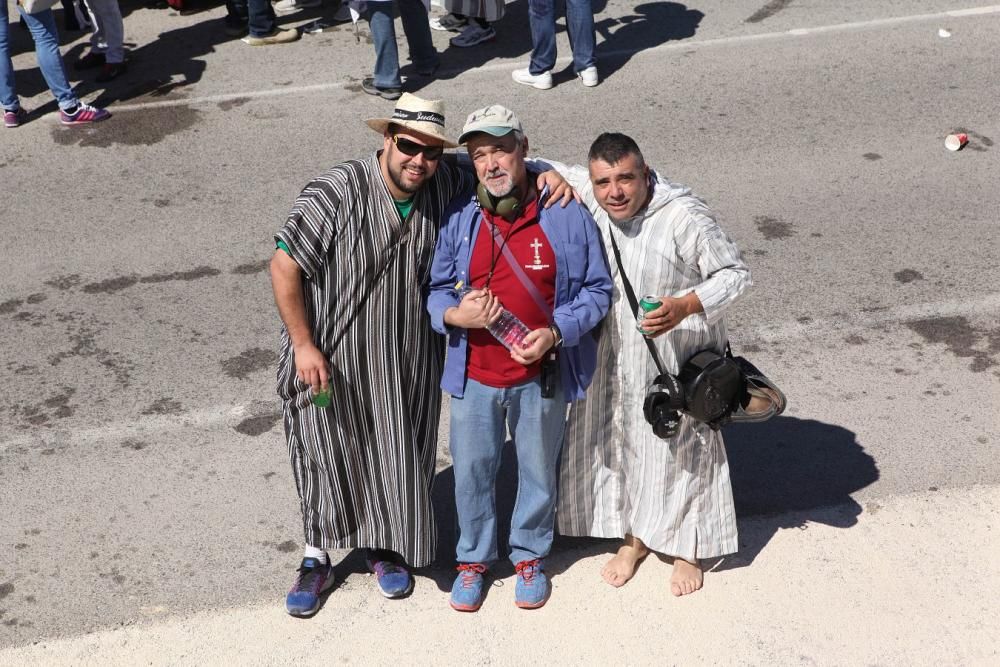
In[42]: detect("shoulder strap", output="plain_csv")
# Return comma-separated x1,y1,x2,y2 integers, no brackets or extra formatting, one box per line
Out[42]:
607,230,667,376
489,225,553,320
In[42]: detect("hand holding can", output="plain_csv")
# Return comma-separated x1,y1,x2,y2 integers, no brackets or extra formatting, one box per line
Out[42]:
637,295,661,335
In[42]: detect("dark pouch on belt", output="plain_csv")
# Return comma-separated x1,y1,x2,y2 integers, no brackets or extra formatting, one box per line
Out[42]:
540,352,558,398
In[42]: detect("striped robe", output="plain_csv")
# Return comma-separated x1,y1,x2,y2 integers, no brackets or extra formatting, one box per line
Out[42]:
275,152,472,567
440,0,505,21
552,163,751,561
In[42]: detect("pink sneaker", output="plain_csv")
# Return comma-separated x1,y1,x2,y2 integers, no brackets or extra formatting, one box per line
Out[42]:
59,103,111,126
3,107,28,128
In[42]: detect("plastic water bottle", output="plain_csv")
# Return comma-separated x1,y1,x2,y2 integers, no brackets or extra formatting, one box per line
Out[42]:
455,281,531,351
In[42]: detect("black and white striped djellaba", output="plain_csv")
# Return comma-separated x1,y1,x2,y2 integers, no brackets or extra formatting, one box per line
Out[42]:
274,152,473,567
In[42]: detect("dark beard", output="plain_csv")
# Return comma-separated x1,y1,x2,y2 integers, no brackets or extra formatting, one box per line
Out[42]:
389,161,424,195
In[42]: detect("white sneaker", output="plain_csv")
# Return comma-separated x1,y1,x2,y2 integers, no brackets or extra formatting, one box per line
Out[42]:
512,68,553,90
579,66,598,87
430,13,468,31
274,0,321,14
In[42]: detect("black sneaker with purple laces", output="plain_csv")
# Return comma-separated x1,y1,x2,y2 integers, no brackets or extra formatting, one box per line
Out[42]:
285,556,335,617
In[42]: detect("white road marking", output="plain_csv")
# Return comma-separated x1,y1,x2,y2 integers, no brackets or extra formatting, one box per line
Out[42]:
107,5,1000,113
2,292,998,453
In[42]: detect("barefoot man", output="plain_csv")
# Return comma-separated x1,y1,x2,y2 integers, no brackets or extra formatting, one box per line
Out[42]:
549,133,751,595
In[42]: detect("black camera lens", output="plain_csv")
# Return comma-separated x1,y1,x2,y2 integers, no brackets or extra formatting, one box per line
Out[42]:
652,407,681,439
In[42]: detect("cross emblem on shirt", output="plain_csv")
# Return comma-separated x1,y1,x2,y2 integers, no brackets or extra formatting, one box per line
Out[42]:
531,238,543,265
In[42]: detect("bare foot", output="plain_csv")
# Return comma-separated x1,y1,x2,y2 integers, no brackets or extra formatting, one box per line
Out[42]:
670,557,703,596
601,535,649,587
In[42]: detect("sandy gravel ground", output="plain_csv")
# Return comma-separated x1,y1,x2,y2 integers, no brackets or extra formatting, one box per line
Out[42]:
2,485,996,666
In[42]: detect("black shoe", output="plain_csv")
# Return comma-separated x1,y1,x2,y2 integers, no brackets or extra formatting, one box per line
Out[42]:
416,61,440,78
95,61,127,83
361,77,402,101
224,21,248,37
75,52,106,70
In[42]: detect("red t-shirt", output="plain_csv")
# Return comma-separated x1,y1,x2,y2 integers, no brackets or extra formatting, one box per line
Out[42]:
466,197,557,388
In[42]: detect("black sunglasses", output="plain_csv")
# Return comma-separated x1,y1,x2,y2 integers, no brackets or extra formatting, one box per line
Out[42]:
392,135,445,160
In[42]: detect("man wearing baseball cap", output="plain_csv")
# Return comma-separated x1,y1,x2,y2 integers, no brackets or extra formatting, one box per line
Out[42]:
270,94,575,617
427,105,612,611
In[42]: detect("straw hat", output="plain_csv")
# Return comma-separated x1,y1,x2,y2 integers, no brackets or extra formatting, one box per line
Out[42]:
365,93,458,148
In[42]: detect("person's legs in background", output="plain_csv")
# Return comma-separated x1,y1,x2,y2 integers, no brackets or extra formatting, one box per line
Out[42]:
364,2,403,99
512,0,555,89
78,0,127,81
6,5,110,125
240,0,300,44
565,0,597,85
397,0,438,75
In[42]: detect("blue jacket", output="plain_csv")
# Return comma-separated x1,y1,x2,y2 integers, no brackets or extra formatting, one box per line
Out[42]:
427,187,612,401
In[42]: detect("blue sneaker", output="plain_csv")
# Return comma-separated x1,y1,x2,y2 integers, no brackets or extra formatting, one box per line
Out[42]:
450,563,488,612
285,556,335,617
366,550,413,598
514,559,550,609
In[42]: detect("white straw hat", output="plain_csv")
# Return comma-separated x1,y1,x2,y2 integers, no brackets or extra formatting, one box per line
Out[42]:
366,93,458,148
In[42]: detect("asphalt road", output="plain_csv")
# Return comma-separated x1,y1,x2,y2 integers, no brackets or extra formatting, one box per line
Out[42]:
1,0,998,651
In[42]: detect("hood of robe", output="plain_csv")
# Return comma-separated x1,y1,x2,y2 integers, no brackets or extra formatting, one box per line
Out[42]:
610,168,692,229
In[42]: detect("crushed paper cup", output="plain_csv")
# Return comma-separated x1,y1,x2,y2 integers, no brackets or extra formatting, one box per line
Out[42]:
938,28,952,38
945,133,969,151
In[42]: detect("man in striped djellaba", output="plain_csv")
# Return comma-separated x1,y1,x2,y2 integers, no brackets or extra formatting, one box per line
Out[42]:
548,133,752,597
269,94,575,617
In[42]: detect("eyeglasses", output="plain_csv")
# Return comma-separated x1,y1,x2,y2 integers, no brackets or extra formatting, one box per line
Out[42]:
392,135,444,161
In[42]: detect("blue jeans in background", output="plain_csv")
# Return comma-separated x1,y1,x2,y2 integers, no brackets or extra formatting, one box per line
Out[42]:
225,0,277,37
366,0,438,89
449,376,566,566
1,3,78,112
527,0,596,74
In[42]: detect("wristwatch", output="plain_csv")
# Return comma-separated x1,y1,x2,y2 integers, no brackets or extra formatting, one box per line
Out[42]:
548,323,563,349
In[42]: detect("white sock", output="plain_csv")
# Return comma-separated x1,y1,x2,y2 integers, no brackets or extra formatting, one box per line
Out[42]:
303,545,327,563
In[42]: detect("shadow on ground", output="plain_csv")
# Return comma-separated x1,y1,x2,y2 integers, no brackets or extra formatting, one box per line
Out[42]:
428,414,878,584
718,415,880,570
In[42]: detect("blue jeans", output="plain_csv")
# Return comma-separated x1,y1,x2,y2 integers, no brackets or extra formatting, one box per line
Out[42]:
527,0,596,74
0,4,78,112
449,376,566,565
225,0,277,37
366,0,438,89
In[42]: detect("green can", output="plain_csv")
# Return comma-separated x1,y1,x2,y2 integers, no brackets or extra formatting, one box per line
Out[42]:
312,387,332,408
637,294,661,335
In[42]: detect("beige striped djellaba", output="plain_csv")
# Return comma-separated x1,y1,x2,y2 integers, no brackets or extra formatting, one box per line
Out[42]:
549,161,752,561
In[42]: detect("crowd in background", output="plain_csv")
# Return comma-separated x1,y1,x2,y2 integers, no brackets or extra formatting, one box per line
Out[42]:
1,0,599,128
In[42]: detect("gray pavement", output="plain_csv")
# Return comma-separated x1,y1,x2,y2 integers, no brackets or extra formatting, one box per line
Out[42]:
1,0,998,658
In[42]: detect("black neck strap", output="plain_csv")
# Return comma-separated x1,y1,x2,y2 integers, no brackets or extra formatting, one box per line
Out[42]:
607,229,668,376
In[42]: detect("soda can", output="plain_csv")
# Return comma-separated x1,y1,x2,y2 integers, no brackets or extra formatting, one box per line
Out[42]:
312,387,332,408
637,295,661,335
945,133,969,151
640,295,661,313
